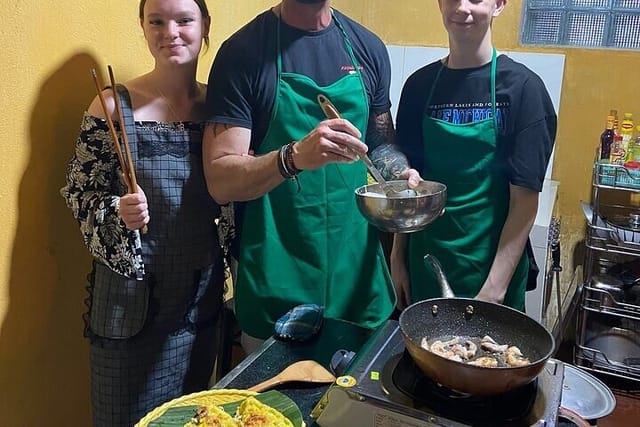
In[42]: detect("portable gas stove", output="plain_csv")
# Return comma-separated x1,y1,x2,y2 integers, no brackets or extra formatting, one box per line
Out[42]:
311,320,564,427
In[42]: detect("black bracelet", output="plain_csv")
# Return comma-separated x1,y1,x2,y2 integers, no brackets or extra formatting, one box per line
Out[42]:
277,145,294,179
276,143,302,193
284,142,301,176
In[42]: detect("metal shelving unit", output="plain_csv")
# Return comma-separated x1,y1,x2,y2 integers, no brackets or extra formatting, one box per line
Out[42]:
575,161,640,382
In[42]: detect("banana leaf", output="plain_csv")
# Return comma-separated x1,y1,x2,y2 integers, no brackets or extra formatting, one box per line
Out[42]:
147,405,199,426
147,391,303,427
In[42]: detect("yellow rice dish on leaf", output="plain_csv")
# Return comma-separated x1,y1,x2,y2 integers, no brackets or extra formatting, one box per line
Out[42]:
184,405,237,427
137,389,301,427
183,397,293,427
236,397,293,427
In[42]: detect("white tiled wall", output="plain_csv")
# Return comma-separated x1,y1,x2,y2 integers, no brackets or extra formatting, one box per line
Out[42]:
388,45,566,325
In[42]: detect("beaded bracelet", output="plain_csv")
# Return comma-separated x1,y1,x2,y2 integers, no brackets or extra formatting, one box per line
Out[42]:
284,142,301,176
277,144,294,179
276,143,302,192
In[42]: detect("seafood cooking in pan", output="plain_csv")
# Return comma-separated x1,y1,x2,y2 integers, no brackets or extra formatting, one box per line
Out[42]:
420,335,531,368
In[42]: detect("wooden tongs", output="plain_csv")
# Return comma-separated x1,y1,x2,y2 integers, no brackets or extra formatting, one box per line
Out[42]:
317,94,380,178
91,66,147,233
317,94,397,195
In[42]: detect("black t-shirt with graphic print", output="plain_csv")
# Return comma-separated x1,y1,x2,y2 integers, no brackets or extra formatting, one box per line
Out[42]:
205,8,392,151
396,55,557,192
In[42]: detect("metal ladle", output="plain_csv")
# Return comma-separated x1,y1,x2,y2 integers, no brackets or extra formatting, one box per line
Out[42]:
317,94,417,198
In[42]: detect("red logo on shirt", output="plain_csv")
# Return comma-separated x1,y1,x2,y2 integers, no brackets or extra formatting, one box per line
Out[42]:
341,65,364,72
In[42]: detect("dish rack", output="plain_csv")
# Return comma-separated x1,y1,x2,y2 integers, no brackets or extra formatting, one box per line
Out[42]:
576,160,640,382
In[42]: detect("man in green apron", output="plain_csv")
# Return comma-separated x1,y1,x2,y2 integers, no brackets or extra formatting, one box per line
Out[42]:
203,0,420,350
391,0,556,311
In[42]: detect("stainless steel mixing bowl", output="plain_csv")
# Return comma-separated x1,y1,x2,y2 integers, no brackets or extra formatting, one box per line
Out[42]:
355,180,447,233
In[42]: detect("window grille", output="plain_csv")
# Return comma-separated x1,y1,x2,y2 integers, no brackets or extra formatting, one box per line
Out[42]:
521,0,640,49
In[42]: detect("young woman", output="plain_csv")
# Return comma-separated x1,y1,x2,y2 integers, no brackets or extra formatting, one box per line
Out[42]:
61,1,224,425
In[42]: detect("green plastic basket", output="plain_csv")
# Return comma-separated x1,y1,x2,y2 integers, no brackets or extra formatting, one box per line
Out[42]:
597,163,640,190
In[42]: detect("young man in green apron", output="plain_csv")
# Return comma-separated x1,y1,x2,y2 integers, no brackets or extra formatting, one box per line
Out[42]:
391,0,556,311
203,0,420,351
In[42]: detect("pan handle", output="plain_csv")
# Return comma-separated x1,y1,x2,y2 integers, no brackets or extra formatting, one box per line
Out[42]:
424,254,456,298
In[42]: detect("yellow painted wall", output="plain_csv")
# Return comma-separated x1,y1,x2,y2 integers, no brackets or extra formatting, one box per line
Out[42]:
1,1,638,425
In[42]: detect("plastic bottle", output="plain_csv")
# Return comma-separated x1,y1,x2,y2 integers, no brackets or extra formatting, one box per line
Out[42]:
610,135,626,164
631,125,640,162
600,115,615,162
631,128,640,207
621,113,634,161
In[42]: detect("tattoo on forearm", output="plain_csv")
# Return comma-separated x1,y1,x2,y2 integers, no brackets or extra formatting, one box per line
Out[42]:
212,123,231,137
369,143,410,180
366,112,410,180
366,112,395,149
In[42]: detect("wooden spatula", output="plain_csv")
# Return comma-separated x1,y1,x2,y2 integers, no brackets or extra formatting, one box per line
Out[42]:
247,360,336,393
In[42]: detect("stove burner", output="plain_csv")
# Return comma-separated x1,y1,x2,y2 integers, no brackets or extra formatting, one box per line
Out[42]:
383,351,538,424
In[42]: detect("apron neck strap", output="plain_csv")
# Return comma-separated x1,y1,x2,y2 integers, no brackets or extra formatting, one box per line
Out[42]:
332,12,361,75
489,47,497,126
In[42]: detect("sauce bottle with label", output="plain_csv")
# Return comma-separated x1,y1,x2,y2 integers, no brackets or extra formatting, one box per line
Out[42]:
610,109,619,136
600,115,615,162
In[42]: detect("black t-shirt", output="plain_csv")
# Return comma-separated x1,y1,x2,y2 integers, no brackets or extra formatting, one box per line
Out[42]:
396,55,557,192
205,8,392,150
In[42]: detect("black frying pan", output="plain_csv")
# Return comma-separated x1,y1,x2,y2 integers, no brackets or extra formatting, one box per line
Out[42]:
398,254,555,396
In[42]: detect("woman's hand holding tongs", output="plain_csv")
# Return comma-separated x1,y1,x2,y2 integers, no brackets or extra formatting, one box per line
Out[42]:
119,185,150,231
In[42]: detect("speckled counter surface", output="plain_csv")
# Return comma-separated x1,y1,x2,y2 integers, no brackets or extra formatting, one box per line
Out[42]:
212,318,373,425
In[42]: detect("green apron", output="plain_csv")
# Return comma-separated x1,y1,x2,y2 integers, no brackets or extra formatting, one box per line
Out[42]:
235,13,396,339
408,49,527,310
